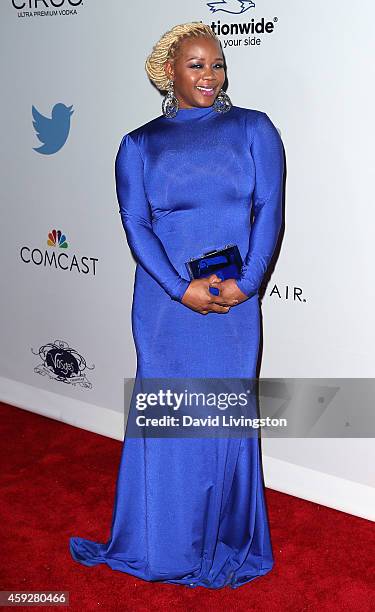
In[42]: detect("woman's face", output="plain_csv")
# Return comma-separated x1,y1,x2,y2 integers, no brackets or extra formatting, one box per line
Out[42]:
164,36,226,109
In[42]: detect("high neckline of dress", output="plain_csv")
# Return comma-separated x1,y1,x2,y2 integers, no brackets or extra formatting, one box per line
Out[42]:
169,104,216,121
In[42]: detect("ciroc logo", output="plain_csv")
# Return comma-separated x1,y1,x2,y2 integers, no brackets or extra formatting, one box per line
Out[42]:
13,0,83,18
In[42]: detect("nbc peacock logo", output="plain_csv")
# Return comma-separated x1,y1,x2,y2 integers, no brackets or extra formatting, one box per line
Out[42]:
20,228,98,275
47,229,68,249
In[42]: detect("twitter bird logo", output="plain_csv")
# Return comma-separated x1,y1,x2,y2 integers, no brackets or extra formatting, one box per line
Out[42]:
32,103,74,154
207,0,255,14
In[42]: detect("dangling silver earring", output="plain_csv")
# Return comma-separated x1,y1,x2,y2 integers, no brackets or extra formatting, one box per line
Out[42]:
162,80,179,118
213,89,232,113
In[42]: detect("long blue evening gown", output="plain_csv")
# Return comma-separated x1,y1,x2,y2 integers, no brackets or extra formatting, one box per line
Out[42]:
70,103,284,589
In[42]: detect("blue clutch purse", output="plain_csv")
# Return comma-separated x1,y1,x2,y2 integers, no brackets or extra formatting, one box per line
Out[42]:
185,244,243,296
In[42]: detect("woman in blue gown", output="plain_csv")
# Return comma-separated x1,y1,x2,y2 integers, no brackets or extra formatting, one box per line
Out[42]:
70,22,284,589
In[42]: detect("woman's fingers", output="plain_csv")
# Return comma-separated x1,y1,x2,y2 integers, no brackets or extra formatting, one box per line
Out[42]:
183,277,239,313
207,273,222,284
207,304,231,314
210,295,238,307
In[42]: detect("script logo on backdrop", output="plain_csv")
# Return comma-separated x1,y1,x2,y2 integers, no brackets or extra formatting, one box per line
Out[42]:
32,103,74,154
20,229,99,275
31,339,94,388
205,0,278,49
12,0,83,19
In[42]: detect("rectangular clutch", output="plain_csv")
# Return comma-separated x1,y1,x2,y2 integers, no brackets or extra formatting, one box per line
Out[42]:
185,244,243,295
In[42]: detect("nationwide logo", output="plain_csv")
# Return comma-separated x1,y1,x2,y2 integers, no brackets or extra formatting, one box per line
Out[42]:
32,103,74,155
20,229,99,275
12,0,83,19
204,1,278,49
207,0,255,15
31,339,94,387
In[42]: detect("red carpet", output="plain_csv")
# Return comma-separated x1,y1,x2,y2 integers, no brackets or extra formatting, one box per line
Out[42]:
1,402,374,611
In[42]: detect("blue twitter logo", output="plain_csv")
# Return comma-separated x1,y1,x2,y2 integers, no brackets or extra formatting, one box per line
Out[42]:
32,103,74,154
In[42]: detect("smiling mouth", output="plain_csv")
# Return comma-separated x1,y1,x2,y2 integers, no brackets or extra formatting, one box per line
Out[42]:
195,86,217,95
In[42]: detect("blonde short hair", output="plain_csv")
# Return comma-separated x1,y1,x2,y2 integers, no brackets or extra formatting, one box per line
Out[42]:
145,22,221,92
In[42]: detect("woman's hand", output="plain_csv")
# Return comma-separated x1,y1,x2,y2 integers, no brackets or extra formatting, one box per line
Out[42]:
209,277,249,305
181,274,239,315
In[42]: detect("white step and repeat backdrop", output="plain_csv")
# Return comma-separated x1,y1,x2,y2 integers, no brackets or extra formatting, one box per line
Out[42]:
1,1,374,520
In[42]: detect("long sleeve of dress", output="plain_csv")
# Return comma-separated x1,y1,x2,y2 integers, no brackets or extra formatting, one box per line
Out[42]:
115,133,191,302
235,112,284,298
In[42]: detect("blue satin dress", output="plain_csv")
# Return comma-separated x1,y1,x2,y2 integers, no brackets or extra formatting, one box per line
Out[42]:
70,103,284,589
